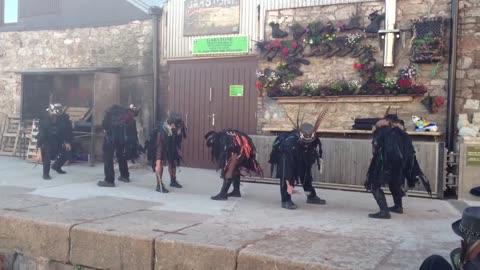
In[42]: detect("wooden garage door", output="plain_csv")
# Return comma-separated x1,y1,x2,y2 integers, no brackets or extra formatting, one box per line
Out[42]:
168,57,258,168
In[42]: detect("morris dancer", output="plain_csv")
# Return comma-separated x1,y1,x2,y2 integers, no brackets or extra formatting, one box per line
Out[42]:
269,109,328,210
36,103,73,180
205,129,263,200
365,106,432,219
146,112,186,193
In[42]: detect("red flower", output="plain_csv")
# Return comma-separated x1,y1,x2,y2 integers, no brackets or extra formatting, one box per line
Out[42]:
353,63,363,70
269,40,282,49
292,42,298,49
397,78,413,89
434,40,441,46
282,48,290,55
435,96,445,106
256,81,262,89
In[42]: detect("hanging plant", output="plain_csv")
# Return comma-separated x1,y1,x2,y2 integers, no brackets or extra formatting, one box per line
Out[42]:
410,17,445,63
421,95,445,113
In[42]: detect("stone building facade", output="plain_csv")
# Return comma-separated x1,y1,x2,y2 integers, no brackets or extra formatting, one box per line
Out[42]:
0,20,154,140
456,0,480,115
258,1,451,133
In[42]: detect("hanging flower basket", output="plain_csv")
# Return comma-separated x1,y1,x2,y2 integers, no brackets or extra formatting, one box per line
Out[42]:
410,17,445,63
411,46,444,63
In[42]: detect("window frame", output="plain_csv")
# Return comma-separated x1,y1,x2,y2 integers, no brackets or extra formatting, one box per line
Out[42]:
1,0,19,25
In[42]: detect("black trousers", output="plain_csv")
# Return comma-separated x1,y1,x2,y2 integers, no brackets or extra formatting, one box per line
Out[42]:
41,144,67,176
103,139,129,183
371,181,405,210
280,155,317,202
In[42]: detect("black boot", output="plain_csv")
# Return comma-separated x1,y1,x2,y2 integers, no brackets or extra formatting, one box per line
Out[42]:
227,176,241,197
306,47,321,57
97,181,115,187
351,46,367,57
365,11,385,34
325,44,341,58
270,22,288,38
52,166,66,174
389,204,403,214
341,15,361,31
287,65,303,76
170,177,183,188
281,200,298,210
156,182,170,193
43,174,52,180
306,195,326,205
211,178,233,201
266,50,278,62
291,23,306,40
118,176,130,183
369,189,391,219
389,196,404,214
288,57,310,65
315,46,328,56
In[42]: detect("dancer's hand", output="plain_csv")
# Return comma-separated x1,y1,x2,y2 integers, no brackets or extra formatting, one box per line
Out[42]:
286,181,295,195
35,149,42,161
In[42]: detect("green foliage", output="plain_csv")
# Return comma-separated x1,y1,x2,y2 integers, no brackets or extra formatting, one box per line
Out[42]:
413,32,442,51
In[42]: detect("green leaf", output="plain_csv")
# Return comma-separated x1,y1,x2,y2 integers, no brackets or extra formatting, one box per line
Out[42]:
429,63,441,78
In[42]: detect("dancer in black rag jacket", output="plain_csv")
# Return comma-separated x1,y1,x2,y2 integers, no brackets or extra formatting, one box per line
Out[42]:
36,103,73,180
205,129,263,201
145,112,187,193
269,108,329,210
365,106,432,219
97,104,141,187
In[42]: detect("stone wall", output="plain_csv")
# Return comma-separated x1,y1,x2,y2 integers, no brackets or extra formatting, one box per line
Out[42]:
0,20,153,140
456,0,480,117
258,1,451,133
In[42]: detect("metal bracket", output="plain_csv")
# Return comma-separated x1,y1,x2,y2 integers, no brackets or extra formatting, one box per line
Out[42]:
378,29,401,39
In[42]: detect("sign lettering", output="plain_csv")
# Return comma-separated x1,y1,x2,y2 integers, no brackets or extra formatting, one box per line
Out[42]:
467,146,480,166
193,36,249,55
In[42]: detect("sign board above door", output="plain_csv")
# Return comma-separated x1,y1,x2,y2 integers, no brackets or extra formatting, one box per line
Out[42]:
184,0,240,36
192,35,249,55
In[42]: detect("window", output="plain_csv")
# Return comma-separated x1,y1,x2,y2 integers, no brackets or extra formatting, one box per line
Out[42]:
1,0,18,24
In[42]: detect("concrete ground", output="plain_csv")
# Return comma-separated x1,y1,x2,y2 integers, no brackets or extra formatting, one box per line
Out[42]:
0,156,463,270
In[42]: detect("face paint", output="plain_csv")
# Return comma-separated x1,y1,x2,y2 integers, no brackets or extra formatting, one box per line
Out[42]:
299,123,316,144
129,104,140,117
46,103,64,116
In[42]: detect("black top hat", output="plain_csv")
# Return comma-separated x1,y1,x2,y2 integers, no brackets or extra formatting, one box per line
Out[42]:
451,207,480,270
452,207,480,241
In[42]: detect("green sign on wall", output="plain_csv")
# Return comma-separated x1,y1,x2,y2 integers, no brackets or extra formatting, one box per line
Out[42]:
193,36,249,55
229,85,244,97
467,146,480,166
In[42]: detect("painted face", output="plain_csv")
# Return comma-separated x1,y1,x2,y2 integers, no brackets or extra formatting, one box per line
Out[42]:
168,114,185,136
299,123,316,144
129,104,140,117
46,103,63,116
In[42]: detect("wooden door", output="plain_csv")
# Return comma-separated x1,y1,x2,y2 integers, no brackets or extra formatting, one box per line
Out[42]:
167,57,257,168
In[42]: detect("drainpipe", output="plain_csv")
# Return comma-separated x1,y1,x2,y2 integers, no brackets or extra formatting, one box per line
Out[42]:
149,6,161,128
446,0,459,151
